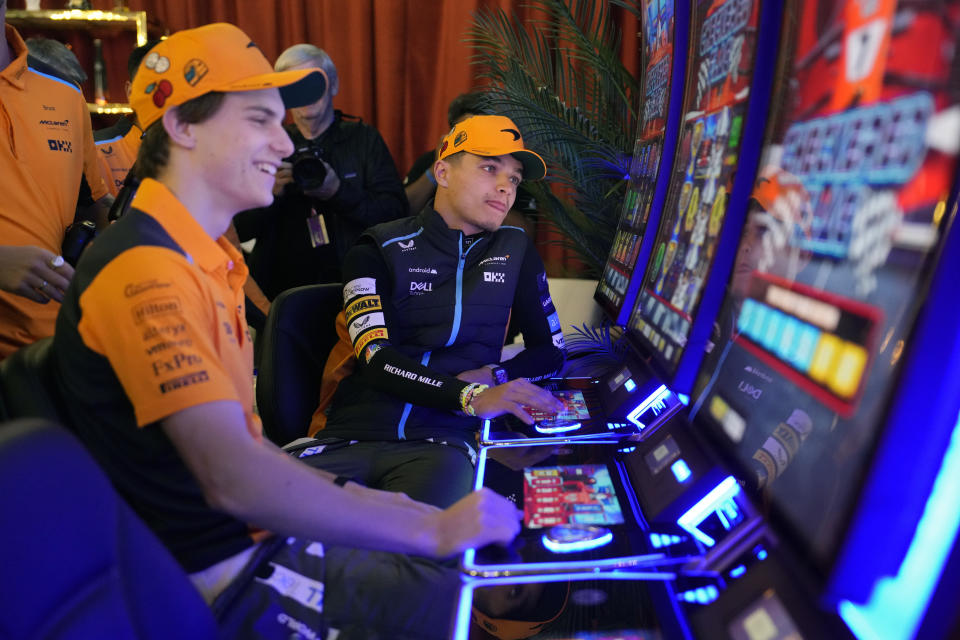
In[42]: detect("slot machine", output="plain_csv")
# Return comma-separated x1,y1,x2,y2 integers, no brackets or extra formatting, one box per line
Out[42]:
482,0,694,449
455,1,960,638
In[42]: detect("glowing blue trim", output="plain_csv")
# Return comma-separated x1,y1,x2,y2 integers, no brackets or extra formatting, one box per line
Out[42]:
95,135,124,145
838,411,960,640
756,548,768,561
678,393,690,405
542,530,614,553
534,421,582,434
729,564,747,579
626,384,670,430
28,67,82,94
624,379,637,392
380,227,423,247
462,550,674,576
671,459,692,483
677,476,740,547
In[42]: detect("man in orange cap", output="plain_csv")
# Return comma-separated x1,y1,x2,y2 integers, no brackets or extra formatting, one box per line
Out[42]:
302,114,567,508
52,23,524,638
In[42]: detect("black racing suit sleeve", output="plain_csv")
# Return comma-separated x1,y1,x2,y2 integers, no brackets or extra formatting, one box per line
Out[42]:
342,240,470,410
499,234,566,382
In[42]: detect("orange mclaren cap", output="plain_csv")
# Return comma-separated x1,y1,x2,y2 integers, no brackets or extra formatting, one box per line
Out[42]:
438,115,547,180
469,581,570,639
131,23,328,130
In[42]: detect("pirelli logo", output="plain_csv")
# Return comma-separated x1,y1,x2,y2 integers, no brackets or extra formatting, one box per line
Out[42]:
344,295,382,324
354,327,388,358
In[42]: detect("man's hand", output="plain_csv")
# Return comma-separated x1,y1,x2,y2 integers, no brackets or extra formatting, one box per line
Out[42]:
469,379,564,424
303,160,341,200
0,246,74,303
425,488,522,558
272,161,294,196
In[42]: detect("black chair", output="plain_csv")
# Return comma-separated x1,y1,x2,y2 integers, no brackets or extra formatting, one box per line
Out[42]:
0,337,67,423
0,418,218,639
256,283,343,446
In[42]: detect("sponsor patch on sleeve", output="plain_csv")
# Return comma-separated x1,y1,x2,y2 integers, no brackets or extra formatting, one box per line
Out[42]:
348,312,386,344
343,277,377,303
354,327,388,358
344,295,382,324
536,271,549,292
552,332,566,349
547,312,562,333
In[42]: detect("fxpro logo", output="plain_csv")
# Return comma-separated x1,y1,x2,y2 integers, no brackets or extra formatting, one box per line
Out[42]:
47,139,73,153
483,272,505,283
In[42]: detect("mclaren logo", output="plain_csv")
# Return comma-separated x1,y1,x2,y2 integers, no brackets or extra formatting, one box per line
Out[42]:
501,128,521,141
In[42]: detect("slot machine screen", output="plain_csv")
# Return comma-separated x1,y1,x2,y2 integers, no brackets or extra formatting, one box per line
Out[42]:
691,0,960,574
595,0,677,319
523,464,626,529
628,0,763,379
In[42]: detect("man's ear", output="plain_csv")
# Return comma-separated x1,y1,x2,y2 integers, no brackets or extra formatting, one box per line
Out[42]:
161,107,196,150
433,159,451,188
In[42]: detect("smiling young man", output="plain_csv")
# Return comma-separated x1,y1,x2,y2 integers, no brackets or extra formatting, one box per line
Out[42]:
303,114,568,508
51,24,525,638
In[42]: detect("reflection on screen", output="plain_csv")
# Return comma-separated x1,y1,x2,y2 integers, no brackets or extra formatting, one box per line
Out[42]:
629,0,761,376
523,465,625,529
692,0,960,569
596,0,676,315
525,390,591,424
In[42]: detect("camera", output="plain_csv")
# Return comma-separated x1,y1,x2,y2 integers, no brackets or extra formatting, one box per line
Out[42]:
289,145,328,191
62,220,97,267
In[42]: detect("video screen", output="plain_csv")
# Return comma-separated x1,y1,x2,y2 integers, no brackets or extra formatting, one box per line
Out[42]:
523,464,625,529
525,390,592,424
628,0,762,377
691,0,960,571
595,0,676,317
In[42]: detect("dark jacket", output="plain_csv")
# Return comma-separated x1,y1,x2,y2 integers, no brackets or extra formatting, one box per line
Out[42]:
234,111,408,298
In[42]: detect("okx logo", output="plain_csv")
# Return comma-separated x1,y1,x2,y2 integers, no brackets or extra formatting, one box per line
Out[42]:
484,272,505,283
47,139,73,153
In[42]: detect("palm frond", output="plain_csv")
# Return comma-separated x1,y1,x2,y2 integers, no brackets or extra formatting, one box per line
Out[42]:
466,0,643,274
562,322,630,376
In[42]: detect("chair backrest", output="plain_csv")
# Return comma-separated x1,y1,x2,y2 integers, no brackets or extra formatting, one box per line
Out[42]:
0,418,218,639
256,283,343,445
0,337,67,423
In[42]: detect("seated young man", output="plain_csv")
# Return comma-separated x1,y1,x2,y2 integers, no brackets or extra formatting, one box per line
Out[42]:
303,114,567,508
51,23,523,639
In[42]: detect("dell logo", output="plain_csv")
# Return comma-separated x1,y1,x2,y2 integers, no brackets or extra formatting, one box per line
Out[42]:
410,281,433,292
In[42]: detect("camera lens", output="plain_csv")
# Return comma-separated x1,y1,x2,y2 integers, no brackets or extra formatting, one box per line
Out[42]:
291,147,327,191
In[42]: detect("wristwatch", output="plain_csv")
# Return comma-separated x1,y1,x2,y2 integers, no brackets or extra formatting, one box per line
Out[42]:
488,365,508,385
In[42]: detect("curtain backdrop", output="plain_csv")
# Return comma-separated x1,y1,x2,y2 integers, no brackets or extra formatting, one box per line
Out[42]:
18,0,642,274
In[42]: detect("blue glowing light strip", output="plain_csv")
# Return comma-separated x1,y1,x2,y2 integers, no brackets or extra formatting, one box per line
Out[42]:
838,410,960,640
461,549,676,577
626,384,671,429
542,530,614,553
676,476,740,547
534,421,582,434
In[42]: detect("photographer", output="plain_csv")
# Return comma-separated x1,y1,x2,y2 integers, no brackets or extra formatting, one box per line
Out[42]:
233,44,407,299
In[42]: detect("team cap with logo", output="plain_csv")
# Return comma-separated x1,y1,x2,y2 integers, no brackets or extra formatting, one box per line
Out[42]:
438,115,547,181
131,23,328,130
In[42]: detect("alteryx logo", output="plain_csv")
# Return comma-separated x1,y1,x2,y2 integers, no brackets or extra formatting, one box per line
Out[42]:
547,312,561,333
48,139,73,153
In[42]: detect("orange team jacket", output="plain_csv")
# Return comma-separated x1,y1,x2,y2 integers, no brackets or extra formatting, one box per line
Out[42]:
0,23,109,359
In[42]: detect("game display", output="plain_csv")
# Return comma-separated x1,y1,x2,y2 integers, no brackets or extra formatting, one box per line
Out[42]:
628,0,763,377
596,0,680,320
690,0,960,572
523,464,625,529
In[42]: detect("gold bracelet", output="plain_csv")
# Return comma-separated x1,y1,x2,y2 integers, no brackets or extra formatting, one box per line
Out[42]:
460,383,490,417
